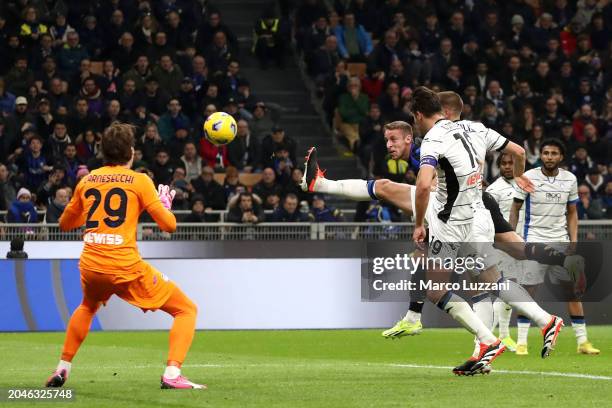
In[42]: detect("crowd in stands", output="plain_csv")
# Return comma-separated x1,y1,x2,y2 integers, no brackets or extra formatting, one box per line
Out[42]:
0,1,345,225
0,0,611,226
295,0,612,219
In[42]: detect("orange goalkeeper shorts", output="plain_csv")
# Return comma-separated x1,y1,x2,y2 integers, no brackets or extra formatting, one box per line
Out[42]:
81,261,176,312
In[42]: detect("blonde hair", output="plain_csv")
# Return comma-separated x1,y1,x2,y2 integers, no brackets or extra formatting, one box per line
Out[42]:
383,121,413,136
437,91,463,116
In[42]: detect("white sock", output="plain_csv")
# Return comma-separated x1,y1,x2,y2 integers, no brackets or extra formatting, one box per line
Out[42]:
571,316,588,345
57,360,72,375
402,310,421,324
471,293,493,358
517,316,530,345
494,298,513,339
439,292,497,345
164,365,181,379
494,280,551,328
315,178,373,201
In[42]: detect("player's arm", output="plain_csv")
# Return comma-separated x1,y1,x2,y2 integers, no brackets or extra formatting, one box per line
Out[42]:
139,175,177,233
501,142,534,193
59,182,86,231
414,164,435,241
566,203,578,240
509,198,523,231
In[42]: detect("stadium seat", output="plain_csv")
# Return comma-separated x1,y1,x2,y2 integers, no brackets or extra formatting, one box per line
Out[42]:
347,63,367,78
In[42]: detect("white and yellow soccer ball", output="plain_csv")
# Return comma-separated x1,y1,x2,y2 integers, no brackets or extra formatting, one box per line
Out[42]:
203,111,237,146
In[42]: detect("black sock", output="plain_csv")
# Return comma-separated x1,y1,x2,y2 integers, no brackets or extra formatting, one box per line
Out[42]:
524,243,565,266
409,301,424,314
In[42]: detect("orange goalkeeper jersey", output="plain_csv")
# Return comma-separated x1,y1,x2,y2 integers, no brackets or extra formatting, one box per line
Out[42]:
60,165,176,274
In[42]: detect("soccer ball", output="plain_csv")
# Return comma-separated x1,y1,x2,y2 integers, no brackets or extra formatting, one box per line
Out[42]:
204,112,237,146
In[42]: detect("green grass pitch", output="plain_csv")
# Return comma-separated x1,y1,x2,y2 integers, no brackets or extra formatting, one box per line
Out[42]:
1,326,610,407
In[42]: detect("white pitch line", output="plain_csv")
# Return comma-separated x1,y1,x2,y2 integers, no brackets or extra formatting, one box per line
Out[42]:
9,362,612,381
389,363,612,381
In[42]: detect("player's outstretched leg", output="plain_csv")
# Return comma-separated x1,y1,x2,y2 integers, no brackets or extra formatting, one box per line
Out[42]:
382,261,426,339
46,298,100,387
434,291,506,375
159,286,206,390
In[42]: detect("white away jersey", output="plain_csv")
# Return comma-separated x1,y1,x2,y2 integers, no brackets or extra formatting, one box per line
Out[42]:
513,167,578,242
486,177,525,236
420,119,506,224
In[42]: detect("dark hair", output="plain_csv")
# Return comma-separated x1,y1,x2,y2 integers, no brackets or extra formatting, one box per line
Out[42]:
411,86,442,117
496,152,513,167
101,123,135,165
284,193,298,202
540,138,566,157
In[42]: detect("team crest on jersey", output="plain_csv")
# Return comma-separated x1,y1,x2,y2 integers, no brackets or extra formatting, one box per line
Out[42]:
546,192,562,202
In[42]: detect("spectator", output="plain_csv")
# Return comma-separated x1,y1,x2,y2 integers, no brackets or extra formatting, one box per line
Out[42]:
570,145,594,182
253,167,282,203
204,31,237,77
334,11,372,62
227,192,264,224
263,192,281,211
61,143,79,187
157,98,191,144
79,77,104,116
150,148,178,186
559,119,577,155
68,98,99,137
0,78,16,115
283,167,310,205
524,124,544,169
183,195,216,223
358,103,384,170
430,37,459,84
227,119,261,172
272,145,294,184
336,77,369,151
270,193,308,222
7,188,37,223
13,96,35,131
80,15,103,59
142,76,170,119
261,126,297,169
253,9,285,69
541,97,567,139
46,121,71,163
36,166,66,207
180,142,202,183
17,135,51,190
0,163,16,211
303,15,332,58
5,56,34,97
222,166,245,201
584,167,606,198
19,7,48,48
577,183,604,220
249,101,276,140
309,35,340,83
45,187,69,223
361,69,385,103
191,166,226,210
57,31,88,78
195,11,237,53
309,194,343,222
139,123,163,164
200,135,229,169
369,30,404,74
152,54,184,97
583,123,610,165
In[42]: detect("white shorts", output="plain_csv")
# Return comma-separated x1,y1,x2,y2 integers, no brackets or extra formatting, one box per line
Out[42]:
459,208,499,273
521,241,572,286
427,214,472,264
